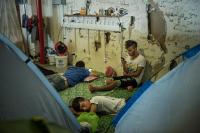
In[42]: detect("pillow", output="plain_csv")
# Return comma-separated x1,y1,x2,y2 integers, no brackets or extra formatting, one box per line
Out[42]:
77,112,99,133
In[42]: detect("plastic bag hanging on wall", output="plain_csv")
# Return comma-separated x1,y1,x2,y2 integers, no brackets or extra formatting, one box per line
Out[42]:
94,41,101,51
105,32,111,44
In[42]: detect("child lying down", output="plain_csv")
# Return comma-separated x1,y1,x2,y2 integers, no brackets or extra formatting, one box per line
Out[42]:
70,96,126,116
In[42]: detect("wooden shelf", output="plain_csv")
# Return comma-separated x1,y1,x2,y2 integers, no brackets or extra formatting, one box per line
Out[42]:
64,14,120,18
62,14,125,31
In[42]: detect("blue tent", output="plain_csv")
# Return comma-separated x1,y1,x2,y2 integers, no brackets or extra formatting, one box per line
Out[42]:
114,44,200,133
0,34,81,133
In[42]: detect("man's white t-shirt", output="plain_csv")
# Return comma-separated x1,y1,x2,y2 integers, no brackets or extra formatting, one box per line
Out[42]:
90,96,125,114
126,54,146,84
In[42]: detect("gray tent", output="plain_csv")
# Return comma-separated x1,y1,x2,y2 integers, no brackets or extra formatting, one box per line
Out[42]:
0,34,81,133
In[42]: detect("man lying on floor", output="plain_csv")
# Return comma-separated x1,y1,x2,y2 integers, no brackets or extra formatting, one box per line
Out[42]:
47,60,97,91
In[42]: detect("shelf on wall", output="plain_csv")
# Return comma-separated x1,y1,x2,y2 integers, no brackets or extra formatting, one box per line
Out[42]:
62,14,124,31
64,14,121,17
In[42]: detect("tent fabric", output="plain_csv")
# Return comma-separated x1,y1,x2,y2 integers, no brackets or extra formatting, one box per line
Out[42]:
112,80,153,127
182,44,200,59
0,34,80,133
115,46,200,133
0,117,73,133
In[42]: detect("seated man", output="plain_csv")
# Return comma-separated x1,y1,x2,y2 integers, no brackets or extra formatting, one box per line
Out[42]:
70,96,126,116
48,60,96,91
89,40,146,92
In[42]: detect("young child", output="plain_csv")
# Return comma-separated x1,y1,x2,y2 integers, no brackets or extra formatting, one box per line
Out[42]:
71,96,126,115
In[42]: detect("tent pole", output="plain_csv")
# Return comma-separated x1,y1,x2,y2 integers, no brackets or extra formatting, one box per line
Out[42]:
36,0,45,64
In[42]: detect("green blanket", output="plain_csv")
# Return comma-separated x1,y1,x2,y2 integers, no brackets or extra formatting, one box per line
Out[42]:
59,76,137,133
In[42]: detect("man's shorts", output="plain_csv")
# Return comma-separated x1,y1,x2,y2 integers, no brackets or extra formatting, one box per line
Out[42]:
113,76,137,88
47,74,68,91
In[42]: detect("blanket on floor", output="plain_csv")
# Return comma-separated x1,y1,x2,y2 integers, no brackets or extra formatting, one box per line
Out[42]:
59,76,137,133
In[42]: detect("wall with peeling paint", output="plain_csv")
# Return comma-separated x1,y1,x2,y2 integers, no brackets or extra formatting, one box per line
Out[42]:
56,0,150,76
48,0,200,81
151,0,200,79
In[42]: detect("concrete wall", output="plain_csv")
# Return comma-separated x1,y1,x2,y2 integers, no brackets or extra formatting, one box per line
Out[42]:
47,0,200,80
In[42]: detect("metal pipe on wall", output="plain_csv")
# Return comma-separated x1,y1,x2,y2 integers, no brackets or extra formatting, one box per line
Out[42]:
36,0,45,64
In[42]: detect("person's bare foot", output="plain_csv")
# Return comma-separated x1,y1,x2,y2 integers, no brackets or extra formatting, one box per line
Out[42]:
127,86,134,92
88,84,95,93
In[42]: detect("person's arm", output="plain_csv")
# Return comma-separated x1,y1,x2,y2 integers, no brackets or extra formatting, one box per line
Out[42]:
89,70,99,77
90,103,97,113
121,57,129,73
123,66,144,77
